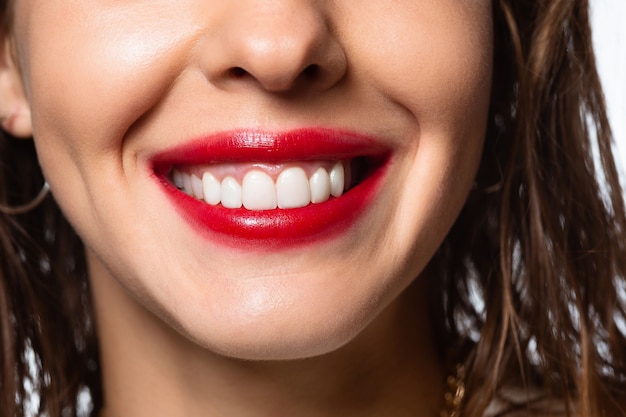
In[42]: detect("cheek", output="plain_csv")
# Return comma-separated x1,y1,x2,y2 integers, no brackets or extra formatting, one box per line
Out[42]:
13,2,198,160
347,2,493,248
341,0,493,195
352,2,493,127
11,1,203,236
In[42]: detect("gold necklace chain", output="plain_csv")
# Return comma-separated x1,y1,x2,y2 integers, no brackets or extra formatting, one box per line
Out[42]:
440,364,466,417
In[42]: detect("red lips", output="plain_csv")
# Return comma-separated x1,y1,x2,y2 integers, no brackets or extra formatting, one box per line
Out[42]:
151,128,391,249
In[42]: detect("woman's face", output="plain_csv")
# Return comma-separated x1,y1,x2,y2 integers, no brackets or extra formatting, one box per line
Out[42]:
6,1,492,359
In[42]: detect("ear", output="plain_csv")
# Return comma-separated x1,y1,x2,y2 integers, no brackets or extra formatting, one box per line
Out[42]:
0,36,32,138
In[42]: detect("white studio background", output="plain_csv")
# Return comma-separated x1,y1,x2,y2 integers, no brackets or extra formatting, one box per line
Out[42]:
591,0,626,179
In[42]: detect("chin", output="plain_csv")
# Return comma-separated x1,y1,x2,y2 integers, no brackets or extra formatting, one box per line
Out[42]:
165,288,385,361
202,330,359,361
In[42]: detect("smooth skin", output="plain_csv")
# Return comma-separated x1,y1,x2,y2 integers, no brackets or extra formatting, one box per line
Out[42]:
0,1,492,416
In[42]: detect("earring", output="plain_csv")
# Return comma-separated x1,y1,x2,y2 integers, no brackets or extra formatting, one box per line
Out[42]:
0,181,50,215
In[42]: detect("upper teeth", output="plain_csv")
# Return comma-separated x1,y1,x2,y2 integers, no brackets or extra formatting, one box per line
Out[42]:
172,162,346,210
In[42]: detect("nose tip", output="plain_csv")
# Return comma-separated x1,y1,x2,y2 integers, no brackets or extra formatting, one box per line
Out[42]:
200,4,346,93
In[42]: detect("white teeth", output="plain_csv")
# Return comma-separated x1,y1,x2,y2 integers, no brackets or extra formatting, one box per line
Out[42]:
202,172,221,205
221,176,242,208
309,167,331,204
182,173,194,196
329,162,344,198
173,162,348,209
173,170,184,189
191,174,204,199
276,167,311,209
242,170,277,210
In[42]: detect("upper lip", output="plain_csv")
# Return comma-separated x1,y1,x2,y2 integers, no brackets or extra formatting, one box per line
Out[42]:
149,128,392,173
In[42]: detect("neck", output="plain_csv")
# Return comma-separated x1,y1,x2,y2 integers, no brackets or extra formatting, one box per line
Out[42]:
89,251,446,417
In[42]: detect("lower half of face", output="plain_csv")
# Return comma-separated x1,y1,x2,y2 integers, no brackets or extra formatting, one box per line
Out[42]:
12,0,492,359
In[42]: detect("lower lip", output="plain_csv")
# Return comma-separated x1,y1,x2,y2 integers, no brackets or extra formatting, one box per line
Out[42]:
156,166,387,249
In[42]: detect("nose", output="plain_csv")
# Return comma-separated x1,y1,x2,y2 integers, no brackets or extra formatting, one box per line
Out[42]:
199,2,346,94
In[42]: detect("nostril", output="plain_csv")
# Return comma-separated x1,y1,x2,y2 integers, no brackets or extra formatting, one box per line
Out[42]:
301,64,319,79
225,64,328,92
229,67,248,78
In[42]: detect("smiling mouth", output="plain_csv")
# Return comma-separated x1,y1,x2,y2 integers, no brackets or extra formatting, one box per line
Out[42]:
151,128,391,248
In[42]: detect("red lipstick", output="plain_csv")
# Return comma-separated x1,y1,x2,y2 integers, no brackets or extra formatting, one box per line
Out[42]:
151,128,391,248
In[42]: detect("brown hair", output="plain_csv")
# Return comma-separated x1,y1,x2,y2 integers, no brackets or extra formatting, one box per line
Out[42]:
1,0,625,416
431,0,626,415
